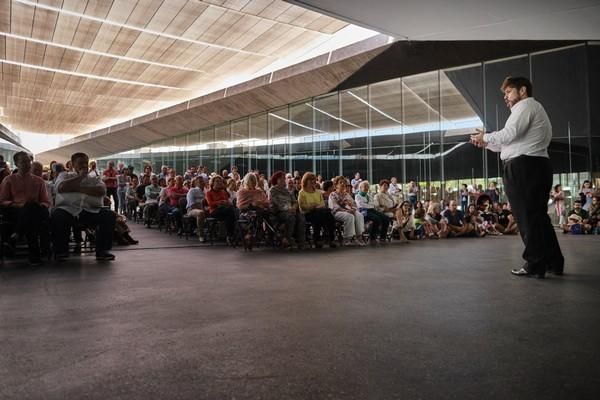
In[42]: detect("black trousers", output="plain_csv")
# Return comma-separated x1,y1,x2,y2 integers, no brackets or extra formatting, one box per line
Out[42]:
503,156,564,273
305,208,336,242
51,208,116,256
209,206,236,237
2,203,50,260
365,208,390,239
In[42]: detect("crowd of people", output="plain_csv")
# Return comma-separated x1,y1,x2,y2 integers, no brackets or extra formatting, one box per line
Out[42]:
0,150,598,265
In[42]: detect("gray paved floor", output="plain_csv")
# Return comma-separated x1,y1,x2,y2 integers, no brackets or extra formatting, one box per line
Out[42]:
1,225,599,400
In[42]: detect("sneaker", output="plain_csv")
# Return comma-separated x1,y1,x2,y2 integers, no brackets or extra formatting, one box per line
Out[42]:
96,252,116,261
342,238,354,246
198,235,205,243
329,241,338,249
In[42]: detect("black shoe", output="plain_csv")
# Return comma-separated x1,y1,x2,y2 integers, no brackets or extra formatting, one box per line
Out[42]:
96,252,116,261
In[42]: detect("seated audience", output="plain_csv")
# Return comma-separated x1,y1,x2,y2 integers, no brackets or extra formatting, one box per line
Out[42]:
298,172,336,248
205,175,236,243
355,181,390,243
164,176,188,234
270,171,306,248
322,180,334,203
143,175,162,225
494,202,518,235
442,200,474,237
394,201,414,242
186,176,207,241
589,195,600,234
562,199,592,234
0,151,51,265
374,180,397,219
237,172,270,247
51,152,116,261
328,176,365,246
425,202,449,238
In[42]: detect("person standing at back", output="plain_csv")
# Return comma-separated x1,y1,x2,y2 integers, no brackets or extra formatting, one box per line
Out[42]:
470,76,563,278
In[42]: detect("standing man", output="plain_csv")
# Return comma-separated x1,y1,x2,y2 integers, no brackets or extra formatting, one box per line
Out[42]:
470,76,563,278
102,161,118,211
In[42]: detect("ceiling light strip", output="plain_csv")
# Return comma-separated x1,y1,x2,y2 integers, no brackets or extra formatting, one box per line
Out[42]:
268,112,325,133
0,32,207,74
15,0,273,58
0,59,189,90
305,103,362,129
346,91,403,125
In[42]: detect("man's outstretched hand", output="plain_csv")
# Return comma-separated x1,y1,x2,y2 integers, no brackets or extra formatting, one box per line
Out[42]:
470,128,487,148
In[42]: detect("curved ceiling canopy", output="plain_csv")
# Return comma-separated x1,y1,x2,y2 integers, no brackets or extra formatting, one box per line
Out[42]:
286,0,600,40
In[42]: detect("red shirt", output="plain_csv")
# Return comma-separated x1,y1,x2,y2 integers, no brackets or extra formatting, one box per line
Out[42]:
0,173,50,207
205,189,230,213
103,168,117,188
167,186,188,207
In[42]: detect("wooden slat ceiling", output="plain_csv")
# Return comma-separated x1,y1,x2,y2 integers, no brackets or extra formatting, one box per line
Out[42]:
0,0,349,136
36,34,392,163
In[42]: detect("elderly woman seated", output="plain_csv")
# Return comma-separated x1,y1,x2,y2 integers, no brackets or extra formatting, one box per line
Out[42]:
355,181,390,244
298,172,336,248
186,176,207,242
425,202,449,238
328,176,366,246
205,175,236,244
237,172,270,248
269,171,306,249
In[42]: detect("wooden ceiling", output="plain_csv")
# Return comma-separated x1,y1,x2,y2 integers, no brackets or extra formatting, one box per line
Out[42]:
0,0,349,136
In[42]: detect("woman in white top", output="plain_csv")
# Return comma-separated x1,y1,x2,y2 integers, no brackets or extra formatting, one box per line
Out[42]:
355,181,390,243
374,179,397,219
328,176,365,246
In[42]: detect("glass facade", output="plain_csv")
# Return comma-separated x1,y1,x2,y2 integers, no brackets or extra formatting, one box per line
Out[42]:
99,44,598,208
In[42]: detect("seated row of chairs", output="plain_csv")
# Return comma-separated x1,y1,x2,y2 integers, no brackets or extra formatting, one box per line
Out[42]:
130,199,391,251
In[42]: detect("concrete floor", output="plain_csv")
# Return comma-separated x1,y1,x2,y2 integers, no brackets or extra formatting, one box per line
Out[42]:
1,225,599,400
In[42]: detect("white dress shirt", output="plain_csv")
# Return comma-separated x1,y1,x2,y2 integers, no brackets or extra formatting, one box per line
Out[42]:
483,97,552,161
54,172,106,216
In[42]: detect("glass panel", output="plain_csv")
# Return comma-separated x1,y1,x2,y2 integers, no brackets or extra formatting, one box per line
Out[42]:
201,127,215,174
289,101,314,174
231,118,249,175
532,46,590,194
215,123,231,174
442,65,485,207
313,93,341,179
340,86,369,182
369,78,403,185
250,113,269,176
187,131,202,170
269,107,289,173
402,71,441,202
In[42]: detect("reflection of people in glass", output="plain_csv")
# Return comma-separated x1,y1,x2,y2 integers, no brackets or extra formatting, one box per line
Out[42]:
579,180,593,211
470,76,563,278
550,184,566,225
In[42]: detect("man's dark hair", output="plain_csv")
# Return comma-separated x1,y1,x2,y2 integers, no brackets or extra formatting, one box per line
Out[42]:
13,151,31,164
574,199,582,204
322,180,334,192
501,76,533,97
71,152,88,164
